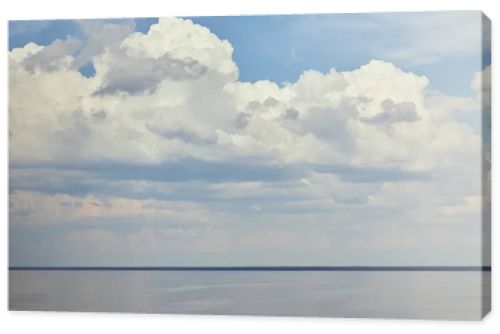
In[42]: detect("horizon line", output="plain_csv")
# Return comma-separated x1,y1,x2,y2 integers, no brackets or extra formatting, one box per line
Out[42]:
8,265,491,271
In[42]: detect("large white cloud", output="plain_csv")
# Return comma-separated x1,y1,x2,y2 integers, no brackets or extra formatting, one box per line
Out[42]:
9,17,481,170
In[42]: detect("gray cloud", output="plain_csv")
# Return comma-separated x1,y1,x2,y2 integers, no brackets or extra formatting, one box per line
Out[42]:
97,54,208,95
147,123,217,145
74,20,135,67
263,97,279,108
10,159,430,201
91,110,107,120
246,101,261,110
234,112,252,129
283,108,300,120
363,98,420,124
303,100,359,153
22,37,82,72
11,159,304,184
312,163,430,183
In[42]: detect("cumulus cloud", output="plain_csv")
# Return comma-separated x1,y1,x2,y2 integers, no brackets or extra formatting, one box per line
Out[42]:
21,37,83,72
9,23,478,172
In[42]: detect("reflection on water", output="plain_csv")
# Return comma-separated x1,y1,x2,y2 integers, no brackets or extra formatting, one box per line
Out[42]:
9,270,489,320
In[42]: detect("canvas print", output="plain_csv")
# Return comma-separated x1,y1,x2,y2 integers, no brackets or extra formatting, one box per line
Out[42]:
8,11,491,320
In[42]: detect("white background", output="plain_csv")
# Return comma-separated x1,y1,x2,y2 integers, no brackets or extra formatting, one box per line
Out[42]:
0,0,498,333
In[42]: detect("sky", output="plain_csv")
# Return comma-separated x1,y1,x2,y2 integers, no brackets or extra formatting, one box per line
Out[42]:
8,12,490,266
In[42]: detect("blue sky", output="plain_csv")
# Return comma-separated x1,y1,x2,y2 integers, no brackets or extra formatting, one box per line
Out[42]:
8,13,489,266
191,13,486,96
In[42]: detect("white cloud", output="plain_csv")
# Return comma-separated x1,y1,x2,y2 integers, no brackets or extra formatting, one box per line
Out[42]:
9,18,481,173
121,17,238,79
9,191,220,226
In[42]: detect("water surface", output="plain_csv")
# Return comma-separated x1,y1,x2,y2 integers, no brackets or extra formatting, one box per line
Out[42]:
9,270,489,320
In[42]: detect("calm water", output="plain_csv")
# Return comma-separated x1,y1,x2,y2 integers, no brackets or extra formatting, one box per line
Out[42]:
9,270,490,320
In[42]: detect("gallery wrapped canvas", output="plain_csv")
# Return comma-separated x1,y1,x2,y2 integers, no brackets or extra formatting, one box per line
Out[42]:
8,11,491,320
